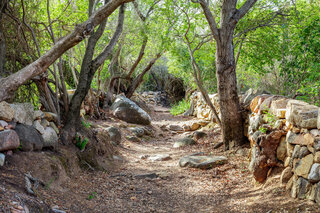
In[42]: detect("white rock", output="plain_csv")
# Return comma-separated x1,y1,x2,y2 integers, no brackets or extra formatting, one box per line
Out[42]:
0,153,5,166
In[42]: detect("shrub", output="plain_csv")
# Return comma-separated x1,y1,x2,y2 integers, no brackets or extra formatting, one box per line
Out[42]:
170,99,190,116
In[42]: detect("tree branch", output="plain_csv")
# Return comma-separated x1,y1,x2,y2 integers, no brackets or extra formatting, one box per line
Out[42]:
197,0,220,41
234,0,258,21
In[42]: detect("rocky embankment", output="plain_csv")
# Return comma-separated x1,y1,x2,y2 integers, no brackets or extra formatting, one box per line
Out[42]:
0,102,59,165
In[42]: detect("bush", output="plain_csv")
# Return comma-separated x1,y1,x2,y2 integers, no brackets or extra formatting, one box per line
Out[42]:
170,99,190,116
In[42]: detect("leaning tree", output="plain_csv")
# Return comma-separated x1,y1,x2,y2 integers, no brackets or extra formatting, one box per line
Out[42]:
0,0,133,102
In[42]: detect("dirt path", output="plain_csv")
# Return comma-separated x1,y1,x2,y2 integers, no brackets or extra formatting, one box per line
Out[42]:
1,107,320,212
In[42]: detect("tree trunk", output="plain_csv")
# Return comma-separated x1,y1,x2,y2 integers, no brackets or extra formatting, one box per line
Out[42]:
62,4,125,144
125,51,163,98
216,28,245,150
197,0,257,150
0,0,133,102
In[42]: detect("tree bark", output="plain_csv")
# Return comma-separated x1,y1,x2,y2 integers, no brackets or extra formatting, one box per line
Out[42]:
62,3,125,144
0,0,7,78
197,0,257,150
0,0,133,102
216,32,245,149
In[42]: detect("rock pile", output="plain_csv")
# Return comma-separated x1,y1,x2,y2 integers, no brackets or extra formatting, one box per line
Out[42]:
133,91,171,107
185,92,220,121
0,101,59,165
245,93,320,203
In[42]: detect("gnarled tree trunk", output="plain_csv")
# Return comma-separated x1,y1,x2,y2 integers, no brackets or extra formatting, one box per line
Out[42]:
62,4,126,144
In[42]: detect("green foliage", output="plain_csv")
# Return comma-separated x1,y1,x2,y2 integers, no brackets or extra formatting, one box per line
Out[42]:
88,192,97,200
258,126,268,134
170,99,190,116
75,135,89,151
81,120,92,129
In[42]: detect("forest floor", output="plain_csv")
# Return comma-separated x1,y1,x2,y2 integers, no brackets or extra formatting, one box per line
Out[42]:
1,106,320,213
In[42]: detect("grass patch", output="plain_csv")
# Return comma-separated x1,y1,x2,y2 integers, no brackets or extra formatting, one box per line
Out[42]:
170,99,190,116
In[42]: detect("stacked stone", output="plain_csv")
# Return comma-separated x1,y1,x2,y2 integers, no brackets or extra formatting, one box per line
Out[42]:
246,94,320,203
0,101,59,166
189,92,220,121
134,91,170,107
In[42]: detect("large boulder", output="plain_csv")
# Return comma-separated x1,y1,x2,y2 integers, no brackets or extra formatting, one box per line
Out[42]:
0,102,15,122
179,155,227,169
14,124,44,151
10,103,35,125
111,95,151,125
42,127,59,148
0,130,20,151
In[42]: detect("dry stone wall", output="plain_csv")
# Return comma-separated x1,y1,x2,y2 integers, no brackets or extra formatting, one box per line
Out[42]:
187,89,320,204
247,94,320,203
186,92,220,121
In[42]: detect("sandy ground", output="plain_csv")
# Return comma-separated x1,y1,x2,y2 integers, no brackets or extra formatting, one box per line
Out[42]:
1,106,320,213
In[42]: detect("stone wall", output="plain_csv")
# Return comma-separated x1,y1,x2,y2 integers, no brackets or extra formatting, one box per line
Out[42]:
186,92,220,121
0,101,59,165
247,94,320,203
187,90,320,204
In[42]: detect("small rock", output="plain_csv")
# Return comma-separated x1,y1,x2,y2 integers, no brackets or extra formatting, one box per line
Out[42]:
311,129,320,137
106,127,121,145
149,154,172,162
50,122,59,134
40,119,50,128
277,136,287,161
295,154,314,178
292,145,301,159
193,131,207,140
33,120,45,135
0,102,15,122
236,148,249,156
10,103,35,125
127,136,140,142
129,127,145,137
169,125,184,132
147,190,152,195
139,155,149,159
190,123,200,131
296,177,311,199
33,110,44,120
0,130,20,152
314,152,320,163
308,163,320,183
183,125,191,132
173,137,196,148
280,167,293,184
14,124,44,151
179,155,228,169
299,146,311,158
0,120,8,128
0,153,5,166
42,127,58,148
